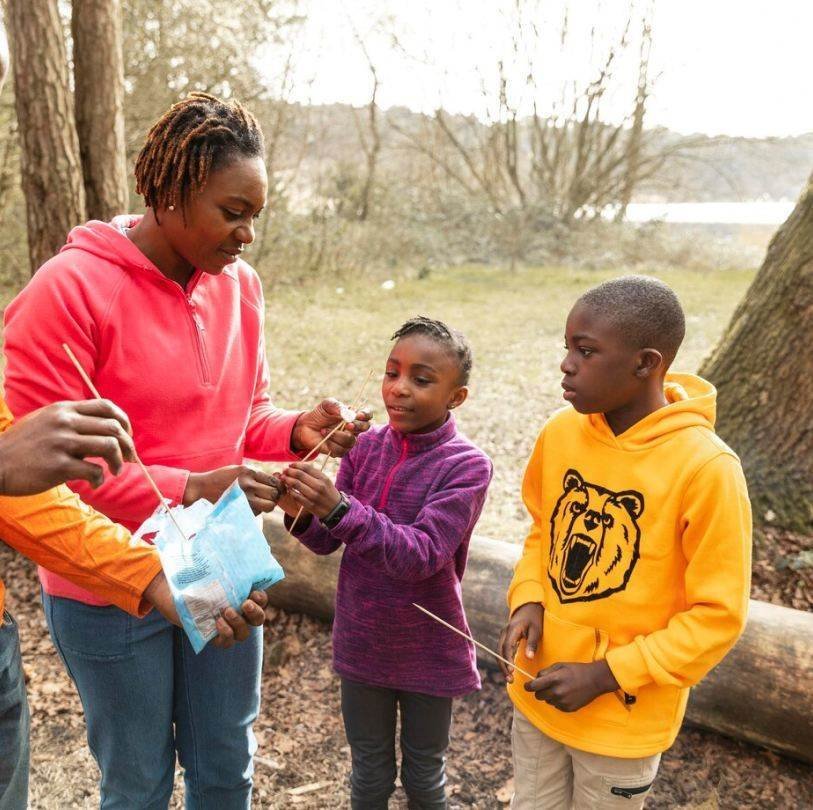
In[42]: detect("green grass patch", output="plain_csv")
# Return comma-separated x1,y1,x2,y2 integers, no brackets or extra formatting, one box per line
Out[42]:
264,265,755,542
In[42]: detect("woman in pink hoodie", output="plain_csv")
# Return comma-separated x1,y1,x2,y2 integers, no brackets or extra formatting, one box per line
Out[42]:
3,93,368,810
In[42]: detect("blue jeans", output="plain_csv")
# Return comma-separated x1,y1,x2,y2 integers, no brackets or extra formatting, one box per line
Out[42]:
0,612,29,810
42,593,262,810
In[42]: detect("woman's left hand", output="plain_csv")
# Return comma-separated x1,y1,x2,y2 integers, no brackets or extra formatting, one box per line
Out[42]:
291,399,372,458
279,462,342,519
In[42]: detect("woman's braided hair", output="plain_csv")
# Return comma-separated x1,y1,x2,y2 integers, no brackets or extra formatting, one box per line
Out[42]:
134,92,264,212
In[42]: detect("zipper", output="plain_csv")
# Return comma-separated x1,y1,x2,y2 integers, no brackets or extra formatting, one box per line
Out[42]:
377,436,408,510
593,628,635,711
186,295,211,385
610,782,653,799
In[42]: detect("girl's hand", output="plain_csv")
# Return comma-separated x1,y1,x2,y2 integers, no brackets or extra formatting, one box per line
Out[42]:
279,462,341,519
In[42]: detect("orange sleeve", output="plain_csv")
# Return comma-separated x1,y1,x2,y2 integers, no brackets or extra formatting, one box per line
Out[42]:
0,484,162,617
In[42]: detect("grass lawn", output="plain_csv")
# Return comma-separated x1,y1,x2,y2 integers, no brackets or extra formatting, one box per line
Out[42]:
261,264,755,543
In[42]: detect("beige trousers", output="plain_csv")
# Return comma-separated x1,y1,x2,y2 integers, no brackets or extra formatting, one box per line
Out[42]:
511,709,661,809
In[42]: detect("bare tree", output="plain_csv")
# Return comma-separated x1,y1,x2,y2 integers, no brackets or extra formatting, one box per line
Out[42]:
393,1,695,235
700,174,813,532
72,0,128,220
5,0,85,274
348,21,382,222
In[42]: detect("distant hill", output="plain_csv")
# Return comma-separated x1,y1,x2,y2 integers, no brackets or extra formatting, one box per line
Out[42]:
262,100,812,204
635,131,813,202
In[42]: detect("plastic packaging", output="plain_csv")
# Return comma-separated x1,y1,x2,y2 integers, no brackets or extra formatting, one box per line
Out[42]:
133,482,284,653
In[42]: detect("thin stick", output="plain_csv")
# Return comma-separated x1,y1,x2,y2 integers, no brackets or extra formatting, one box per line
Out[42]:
288,369,375,534
413,603,536,680
62,343,188,542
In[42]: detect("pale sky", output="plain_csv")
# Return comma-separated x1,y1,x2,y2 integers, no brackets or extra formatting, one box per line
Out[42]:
261,0,813,138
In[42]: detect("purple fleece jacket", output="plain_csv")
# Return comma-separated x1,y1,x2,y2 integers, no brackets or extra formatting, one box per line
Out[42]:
293,414,493,697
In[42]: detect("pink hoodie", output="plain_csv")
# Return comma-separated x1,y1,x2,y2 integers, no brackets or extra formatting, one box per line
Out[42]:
3,216,301,605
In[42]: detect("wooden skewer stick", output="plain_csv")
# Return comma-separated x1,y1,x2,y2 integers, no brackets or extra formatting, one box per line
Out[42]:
62,343,189,542
413,602,536,680
287,369,375,535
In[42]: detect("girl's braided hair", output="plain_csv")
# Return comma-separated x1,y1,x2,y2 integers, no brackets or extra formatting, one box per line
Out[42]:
133,92,264,212
391,315,473,385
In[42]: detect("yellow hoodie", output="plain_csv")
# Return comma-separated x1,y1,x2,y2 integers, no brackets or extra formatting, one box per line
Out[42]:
507,373,751,758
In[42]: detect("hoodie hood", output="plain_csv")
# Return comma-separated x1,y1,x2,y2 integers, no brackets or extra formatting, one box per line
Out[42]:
60,216,238,286
582,372,717,451
62,216,150,272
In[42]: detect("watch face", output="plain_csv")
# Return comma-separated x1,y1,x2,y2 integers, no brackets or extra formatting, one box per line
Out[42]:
323,495,350,528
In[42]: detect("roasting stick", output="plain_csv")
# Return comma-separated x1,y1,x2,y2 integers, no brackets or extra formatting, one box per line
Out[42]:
413,603,536,680
287,369,375,535
62,343,189,542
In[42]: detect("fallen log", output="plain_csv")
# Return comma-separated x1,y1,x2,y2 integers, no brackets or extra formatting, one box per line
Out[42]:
263,515,813,764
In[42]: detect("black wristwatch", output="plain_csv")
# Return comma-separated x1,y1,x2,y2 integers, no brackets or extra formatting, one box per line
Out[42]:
321,492,350,529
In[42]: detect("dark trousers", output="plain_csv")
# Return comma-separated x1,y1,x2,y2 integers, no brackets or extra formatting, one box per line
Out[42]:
341,677,453,810
0,612,29,810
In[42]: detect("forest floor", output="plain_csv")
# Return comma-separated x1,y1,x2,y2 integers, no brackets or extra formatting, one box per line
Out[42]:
3,549,809,809
1,263,810,806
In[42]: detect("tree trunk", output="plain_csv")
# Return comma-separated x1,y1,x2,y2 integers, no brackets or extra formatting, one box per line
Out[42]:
6,0,85,275
700,175,813,531
263,516,813,764
0,9,9,94
72,0,128,221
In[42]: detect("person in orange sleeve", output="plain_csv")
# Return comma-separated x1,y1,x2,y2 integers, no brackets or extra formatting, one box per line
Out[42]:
0,396,268,810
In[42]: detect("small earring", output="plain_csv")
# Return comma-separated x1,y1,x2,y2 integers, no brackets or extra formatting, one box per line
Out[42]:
168,205,175,211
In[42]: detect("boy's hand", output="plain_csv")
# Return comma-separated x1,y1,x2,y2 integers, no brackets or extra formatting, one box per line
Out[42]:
0,399,137,495
291,399,373,458
279,462,341,519
498,602,544,682
143,573,269,649
524,660,619,712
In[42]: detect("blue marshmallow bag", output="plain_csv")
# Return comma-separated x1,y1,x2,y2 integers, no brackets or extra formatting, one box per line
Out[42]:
133,482,284,653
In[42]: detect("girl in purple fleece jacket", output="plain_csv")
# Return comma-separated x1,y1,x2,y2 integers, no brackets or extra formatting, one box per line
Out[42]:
279,317,493,810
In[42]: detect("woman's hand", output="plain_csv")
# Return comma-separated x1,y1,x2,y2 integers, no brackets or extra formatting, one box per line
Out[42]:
184,465,283,514
279,462,342,519
291,399,372,458
498,602,544,683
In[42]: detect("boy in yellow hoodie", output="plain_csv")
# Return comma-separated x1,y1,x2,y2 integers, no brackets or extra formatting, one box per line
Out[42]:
499,276,751,808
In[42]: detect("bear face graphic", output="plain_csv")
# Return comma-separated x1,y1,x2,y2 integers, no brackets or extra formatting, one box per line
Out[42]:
548,469,644,603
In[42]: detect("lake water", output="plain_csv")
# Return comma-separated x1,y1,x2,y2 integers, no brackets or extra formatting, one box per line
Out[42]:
623,201,795,225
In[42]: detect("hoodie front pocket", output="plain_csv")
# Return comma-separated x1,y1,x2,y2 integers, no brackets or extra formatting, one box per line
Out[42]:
536,611,631,727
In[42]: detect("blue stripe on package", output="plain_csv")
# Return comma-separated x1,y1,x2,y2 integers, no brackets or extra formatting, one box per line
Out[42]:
134,482,284,653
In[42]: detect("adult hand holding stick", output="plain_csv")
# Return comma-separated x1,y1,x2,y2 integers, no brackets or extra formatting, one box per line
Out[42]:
0,399,136,496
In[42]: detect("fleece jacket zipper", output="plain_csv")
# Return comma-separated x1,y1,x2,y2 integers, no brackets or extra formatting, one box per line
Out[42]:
377,436,408,510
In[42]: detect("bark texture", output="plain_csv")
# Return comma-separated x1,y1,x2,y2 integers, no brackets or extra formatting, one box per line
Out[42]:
263,516,813,764
6,0,85,275
72,0,128,221
700,174,813,531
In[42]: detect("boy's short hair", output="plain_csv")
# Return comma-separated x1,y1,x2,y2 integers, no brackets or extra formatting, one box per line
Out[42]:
391,316,473,385
577,275,686,364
